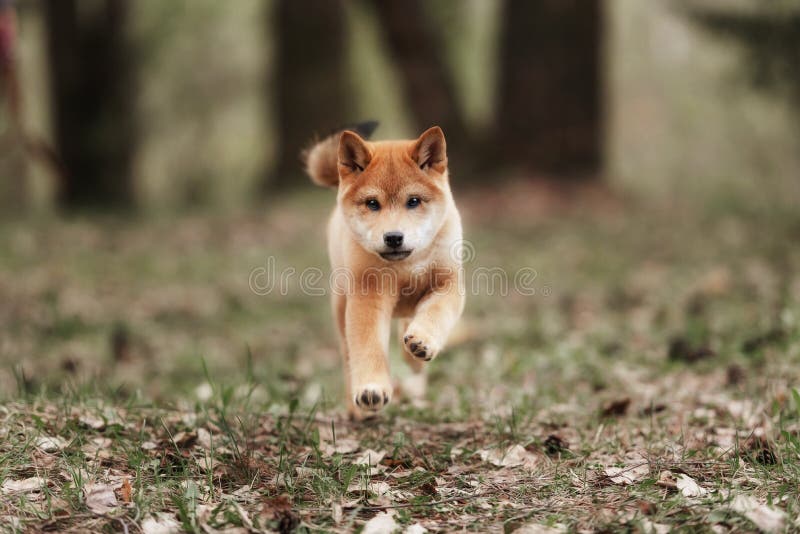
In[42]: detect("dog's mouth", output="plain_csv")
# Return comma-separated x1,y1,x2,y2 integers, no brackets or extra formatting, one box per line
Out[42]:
379,250,413,261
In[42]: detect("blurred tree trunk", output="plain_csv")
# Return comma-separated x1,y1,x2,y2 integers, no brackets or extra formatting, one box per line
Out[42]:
268,0,348,190
368,0,471,166
0,0,28,210
43,0,137,209
495,0,603,178
686,6,800,117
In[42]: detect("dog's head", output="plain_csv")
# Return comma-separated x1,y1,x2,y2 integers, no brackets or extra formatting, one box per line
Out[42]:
336,126,451,262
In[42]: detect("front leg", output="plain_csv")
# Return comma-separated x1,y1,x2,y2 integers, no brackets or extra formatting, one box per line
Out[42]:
403,274,465,362
346,293,394,415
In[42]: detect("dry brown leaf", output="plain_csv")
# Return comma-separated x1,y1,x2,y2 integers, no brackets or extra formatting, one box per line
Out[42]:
120,478,132,503
83,437,112,455
601,397,631,417
84,483,118,514
605,465,646,485
196,427,213,449
348,480,392,496
543,434,569,455
479,444,539,469
511,524,566,534
362,511,399,534
262,495,299,532
730,495,786,533
322,438,360,456
604,456,650,485
78,414,106,430
1,477,47,494
332,501,343,525
0,517,21,530
172,431,197,448
36,436,67,452
639,519,670,534
142,513,181,534
676,474,707,498
354,448,387,466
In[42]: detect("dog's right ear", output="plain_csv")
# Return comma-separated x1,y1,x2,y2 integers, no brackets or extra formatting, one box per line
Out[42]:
338,130,372,178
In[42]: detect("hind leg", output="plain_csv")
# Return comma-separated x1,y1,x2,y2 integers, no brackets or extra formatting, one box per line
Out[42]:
333,293,359,419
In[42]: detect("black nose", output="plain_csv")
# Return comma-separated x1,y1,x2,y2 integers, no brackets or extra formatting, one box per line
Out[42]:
383,231,404,249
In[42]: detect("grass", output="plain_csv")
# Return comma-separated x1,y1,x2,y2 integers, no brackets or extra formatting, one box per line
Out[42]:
1,183,799,532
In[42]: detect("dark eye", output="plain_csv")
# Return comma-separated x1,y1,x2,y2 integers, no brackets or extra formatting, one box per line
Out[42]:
406,197,421,209
365,199,381,211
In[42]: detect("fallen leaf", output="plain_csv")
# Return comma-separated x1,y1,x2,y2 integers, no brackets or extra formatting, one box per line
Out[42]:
84,483,118,514
233,502,256,531
479,444,539,469
142,513,181,534
196,427,213,449
381,456,413,468
322,438,360,456
543,434,568,455
730,495,786,533
36,436,67,452
601,398,631,417
84,437,112,455
746,436,777,465
362,511,399,534
354,449,387,466
667,337,715,363
511,524,566,533
419,479,437,496
262,495,299,533
120,478,132,503
348,480,392,496
726,364,745,385
295,466,322,480
195,504,216,527
637,500,657,515
640,403,667,416
1,477,47,494
676,474,707,497
172,431,197,448
78,414,106,430
195,382,213,401
639,519,670,534
332,501,343,525
605,461,649,485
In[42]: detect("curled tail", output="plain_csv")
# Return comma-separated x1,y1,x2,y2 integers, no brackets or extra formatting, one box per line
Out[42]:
303,121,379,188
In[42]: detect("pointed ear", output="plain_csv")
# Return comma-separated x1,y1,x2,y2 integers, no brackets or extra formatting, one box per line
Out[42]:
338,130,372,177
411,126,447,174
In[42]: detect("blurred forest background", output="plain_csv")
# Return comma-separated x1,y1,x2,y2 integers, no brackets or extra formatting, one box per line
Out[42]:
2,3,800,531
1,0,799,213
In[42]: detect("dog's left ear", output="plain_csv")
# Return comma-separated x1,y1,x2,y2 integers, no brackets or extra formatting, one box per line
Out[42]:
411,126,447,174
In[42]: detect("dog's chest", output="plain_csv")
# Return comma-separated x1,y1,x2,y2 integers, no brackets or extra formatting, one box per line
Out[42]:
392,287,426,317
390,265,439,317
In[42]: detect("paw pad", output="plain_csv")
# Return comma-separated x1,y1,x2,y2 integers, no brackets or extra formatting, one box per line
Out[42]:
403,335,432,361
354,385,390,411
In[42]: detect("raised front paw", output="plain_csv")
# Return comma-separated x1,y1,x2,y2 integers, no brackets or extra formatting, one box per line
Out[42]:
403,328,441,362
353,383,392,412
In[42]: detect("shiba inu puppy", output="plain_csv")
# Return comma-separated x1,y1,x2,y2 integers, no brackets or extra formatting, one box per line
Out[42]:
304,124,465,418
